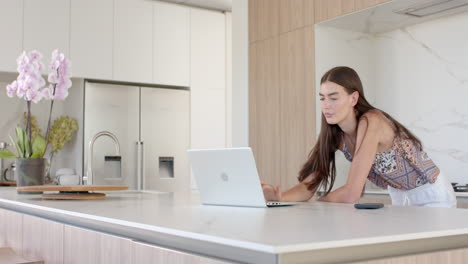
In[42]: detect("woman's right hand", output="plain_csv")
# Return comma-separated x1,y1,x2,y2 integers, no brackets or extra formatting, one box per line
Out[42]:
261,181,282,201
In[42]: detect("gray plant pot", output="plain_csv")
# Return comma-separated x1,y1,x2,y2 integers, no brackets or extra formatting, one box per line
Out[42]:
16,158,45,194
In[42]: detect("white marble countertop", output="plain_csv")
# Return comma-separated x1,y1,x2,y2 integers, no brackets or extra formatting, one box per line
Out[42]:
1,188,468,263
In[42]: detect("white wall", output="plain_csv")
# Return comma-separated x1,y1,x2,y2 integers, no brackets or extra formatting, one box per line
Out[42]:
231,0,249,147
226,11,232,147
315,26,377,190
315,11,468,187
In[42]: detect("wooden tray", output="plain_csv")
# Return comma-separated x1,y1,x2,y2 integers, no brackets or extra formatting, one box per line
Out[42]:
16,185,128,200
0,181,16,186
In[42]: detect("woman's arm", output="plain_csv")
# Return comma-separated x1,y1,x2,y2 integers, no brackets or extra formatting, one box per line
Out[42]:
262,174,316,202
319,112,381,203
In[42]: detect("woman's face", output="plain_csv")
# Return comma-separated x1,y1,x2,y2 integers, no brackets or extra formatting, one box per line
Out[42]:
319,81,357,125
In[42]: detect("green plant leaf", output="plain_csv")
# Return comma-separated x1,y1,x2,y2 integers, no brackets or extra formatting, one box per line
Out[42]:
0,149,15,159
9,135,20,157
15,127,25,158
16,126,32,158
24,131,31,158
31,135,46,158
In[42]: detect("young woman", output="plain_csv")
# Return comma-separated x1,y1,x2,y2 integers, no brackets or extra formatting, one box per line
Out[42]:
262,66,457,208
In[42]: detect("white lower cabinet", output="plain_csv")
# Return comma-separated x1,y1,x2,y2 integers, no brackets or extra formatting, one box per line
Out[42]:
22,214,63,264
133,241,232,264
0,208,232,263
3,209,22,255
64,224,133,264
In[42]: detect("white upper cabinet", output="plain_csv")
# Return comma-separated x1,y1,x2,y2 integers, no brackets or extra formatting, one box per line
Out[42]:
23,0,70,73
70,0,113,80
114,0,153,84
0,0,23,72
190,8,226,149
153,1,190,87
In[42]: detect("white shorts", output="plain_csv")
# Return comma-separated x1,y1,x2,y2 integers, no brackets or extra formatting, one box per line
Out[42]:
387,171,457,208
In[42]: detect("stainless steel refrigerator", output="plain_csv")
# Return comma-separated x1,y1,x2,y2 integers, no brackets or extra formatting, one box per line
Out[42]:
84,81,190,192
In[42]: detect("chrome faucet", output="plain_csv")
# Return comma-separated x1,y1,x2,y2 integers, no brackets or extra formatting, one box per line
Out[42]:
0,141,10,182
83,131,121,185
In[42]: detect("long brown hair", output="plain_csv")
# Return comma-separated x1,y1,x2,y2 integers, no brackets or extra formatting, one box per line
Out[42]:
298,66,422,195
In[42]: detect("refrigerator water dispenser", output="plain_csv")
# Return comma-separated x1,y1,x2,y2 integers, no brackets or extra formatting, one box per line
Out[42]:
159,157,174,178
104,155,122,179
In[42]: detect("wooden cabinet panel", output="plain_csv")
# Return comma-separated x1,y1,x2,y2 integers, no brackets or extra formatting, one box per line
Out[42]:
134,241,232,264
355,0,378,10
279,28,311,189
249,0,279,42
70,0,114,79
279,0,304,33
248,0,258,42
376,0,391,4
304,26,316,164
341,0,356,14
0,0,23,72
327,0,342,21
23,0,70,72
22,214,63,264
153,1,190,87
314,0,328,23
313,0,391,23
304,0,315,26
249,37,281,186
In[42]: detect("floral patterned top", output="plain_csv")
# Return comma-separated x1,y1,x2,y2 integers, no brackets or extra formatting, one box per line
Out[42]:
342,126,439,190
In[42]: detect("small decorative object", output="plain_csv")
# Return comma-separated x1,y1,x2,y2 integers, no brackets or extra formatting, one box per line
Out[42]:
0,49,72,193
46,116,78,181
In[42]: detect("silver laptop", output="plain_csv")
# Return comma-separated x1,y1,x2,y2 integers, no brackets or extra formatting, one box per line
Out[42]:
187,147,304,207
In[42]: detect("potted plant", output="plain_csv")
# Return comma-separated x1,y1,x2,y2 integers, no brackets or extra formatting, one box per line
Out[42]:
0,49,72,192
22,113,79,183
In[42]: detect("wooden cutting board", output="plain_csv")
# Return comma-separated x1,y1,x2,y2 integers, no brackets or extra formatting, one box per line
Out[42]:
0,181,16,186
16,185,128,200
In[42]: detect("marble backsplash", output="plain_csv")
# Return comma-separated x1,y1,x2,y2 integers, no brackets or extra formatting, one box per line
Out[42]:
316,11,468,188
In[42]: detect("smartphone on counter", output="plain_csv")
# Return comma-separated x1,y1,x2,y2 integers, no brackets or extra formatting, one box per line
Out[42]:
354,203,384,209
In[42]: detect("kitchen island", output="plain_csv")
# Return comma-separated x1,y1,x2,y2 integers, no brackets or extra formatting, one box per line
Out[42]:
1,188,468,263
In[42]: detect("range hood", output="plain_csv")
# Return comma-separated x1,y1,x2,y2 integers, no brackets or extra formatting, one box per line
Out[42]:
394,0,468,17
317,0,468,34
155,0,231,12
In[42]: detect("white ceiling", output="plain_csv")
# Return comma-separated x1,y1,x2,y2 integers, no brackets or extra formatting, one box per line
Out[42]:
156,0,232,12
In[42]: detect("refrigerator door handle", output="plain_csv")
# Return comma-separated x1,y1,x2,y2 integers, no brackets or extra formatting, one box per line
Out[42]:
136,141,144,191
140,141,145,190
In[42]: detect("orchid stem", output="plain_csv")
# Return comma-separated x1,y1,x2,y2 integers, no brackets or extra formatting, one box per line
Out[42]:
27,100,32,154
44,85,56,151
